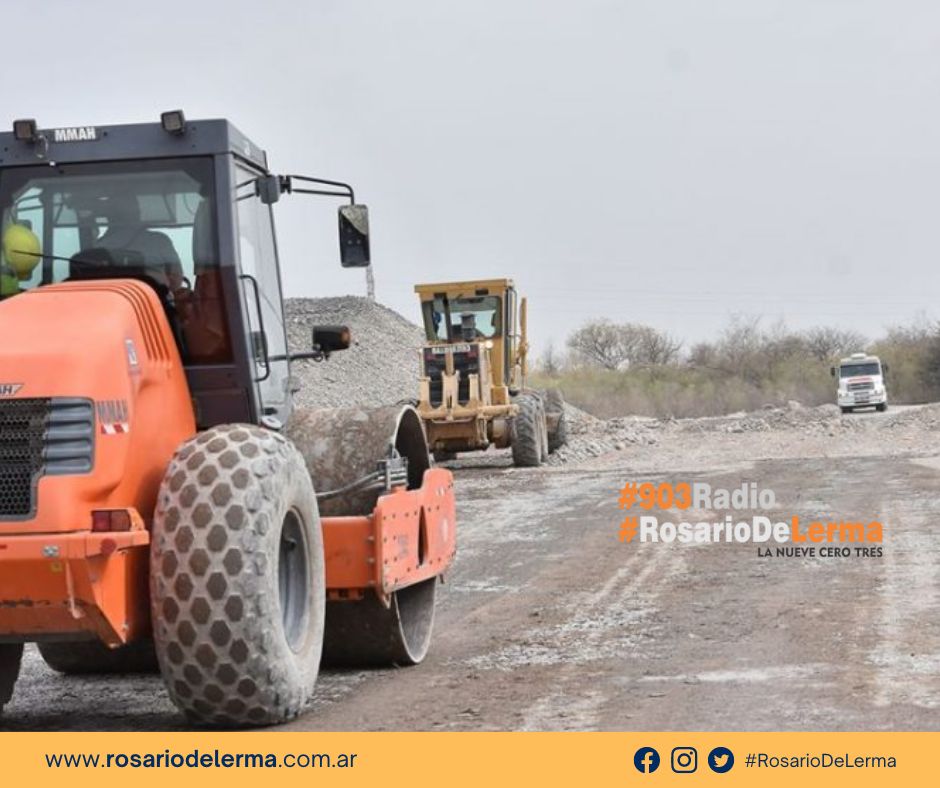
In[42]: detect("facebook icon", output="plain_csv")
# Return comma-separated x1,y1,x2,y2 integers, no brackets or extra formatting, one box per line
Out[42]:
633,746,661,774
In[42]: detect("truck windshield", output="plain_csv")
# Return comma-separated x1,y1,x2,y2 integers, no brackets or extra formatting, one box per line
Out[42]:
421,295,501,342
840,362,880,377
0,158,217,296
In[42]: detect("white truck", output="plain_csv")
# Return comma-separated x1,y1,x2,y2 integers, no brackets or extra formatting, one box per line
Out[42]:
831,353,888,413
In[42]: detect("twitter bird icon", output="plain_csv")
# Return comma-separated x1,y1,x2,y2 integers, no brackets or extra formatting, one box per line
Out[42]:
708,747,734,773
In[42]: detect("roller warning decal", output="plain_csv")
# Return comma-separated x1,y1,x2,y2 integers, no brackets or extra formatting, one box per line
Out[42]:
97,399,130,435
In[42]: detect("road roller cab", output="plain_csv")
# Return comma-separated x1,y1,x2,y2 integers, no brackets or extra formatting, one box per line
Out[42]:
0,113,456,726
414,278,567,466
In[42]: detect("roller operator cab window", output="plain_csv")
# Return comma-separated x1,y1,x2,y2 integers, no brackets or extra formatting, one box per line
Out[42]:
0,157,230,363
234,163,289,420
422,295,501,342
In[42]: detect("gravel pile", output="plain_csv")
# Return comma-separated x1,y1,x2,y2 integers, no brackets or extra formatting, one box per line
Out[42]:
556,398,940,467
549,400,893,464
544,404,660,465
881,402,940,430
672,401,863,436
285,296,423,409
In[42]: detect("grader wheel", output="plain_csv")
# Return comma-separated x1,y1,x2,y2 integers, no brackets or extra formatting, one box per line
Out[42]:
511,393,546,467
150,425,324,727
543,388,568,453
288,405,439,667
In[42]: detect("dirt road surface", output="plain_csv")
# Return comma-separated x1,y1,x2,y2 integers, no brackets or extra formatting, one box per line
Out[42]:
2,404,939,730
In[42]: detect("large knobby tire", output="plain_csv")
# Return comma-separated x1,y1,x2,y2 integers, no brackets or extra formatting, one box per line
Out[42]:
0,643,23,712
543,388,568,453
151,425,324,728
511,394,545,467
38,639,159,675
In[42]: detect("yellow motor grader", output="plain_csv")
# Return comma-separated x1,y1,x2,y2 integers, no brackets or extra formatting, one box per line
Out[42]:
413,278,566,467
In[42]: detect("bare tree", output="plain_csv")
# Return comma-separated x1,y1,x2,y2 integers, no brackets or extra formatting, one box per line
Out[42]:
635,326,682,365
567,320,681,369
714,314,764,379
919,330,940,397
879,316,934,348
803,326,867,361
567,320,635,370
687,341,717,368
539,341,563,375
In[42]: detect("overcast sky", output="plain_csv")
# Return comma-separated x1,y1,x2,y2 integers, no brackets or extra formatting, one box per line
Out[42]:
7,1,940,354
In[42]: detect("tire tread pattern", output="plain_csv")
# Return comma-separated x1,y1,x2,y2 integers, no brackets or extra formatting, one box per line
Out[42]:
151,425,323,728
511,394,544,467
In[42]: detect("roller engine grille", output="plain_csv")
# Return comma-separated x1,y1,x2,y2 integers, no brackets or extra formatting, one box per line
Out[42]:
0,397,94,519
0,398,50,517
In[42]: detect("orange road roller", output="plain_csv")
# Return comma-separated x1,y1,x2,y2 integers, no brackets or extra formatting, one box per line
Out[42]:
0,113,456,726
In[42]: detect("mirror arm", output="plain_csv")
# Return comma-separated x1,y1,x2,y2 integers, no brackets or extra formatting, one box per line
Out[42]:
280,174,355,204
269,349,331,363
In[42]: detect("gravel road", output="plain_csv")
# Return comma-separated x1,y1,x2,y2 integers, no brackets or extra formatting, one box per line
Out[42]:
3,403,938,731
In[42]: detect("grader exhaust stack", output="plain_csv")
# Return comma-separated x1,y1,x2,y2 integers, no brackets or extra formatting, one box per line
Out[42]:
413,279,567,467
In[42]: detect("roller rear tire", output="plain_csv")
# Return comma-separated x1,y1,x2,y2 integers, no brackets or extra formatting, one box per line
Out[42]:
38,639,159,675
0,643,23,713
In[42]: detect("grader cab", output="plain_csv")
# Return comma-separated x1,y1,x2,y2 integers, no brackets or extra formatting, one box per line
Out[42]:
0,113,456,727
414,278,566,467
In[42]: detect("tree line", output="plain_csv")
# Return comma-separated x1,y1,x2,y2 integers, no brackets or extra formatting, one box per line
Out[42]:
534,316,940,418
